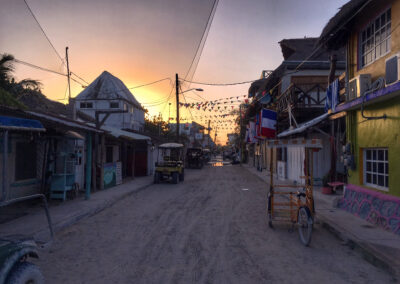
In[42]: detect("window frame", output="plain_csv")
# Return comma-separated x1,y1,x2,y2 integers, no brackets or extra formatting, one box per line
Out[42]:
363,148,389,191
359,8,391,68
110,102,119,109
80,102,93,109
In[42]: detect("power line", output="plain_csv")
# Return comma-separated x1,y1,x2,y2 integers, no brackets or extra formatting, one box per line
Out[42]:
23,0,64,65
181,78,257,86
129,77,171,89
70,71,89,85
183,0,219,81
11,56,67,77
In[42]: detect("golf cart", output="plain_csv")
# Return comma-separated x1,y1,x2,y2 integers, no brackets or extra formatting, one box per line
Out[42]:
202,148,211,163
154,143,185,184
186,148,204,169
0,194,54,284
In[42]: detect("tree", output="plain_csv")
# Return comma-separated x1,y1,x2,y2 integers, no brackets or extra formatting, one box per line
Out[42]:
0,54,15,89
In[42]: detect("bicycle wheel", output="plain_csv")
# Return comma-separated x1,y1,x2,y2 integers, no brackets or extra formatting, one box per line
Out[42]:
298,206,313,246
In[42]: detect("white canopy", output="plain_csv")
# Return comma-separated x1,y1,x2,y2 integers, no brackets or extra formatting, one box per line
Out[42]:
159,143,184,148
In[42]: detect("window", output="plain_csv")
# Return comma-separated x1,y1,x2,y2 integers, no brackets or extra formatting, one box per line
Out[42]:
15,141,37,181
360,8,391,67
364,148,388,191
110,102,119,108
80,102,93,109
277,147,287,162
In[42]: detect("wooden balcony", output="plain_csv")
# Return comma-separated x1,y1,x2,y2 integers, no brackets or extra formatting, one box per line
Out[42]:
338,72,346,103
276,82,327,113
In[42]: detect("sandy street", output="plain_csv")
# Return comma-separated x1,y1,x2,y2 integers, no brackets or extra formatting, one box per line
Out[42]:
36,162,393,284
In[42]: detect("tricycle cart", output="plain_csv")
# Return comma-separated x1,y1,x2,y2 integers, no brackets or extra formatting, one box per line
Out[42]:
266,138,322,246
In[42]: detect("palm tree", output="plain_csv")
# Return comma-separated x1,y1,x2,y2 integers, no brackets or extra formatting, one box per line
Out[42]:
0,54,15,88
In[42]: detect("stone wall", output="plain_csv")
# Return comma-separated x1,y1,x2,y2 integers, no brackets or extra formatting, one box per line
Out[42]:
338,184,400,235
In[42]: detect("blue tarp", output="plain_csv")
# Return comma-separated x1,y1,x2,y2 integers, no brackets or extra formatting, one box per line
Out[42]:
0,116,45,131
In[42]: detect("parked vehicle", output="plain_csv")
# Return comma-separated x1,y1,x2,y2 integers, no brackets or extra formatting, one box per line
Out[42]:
0,194,53,284
186,148,204,169
202,148,211,163
154,143,185,184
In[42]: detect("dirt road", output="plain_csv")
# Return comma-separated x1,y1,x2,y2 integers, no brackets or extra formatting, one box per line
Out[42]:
36,162,393,283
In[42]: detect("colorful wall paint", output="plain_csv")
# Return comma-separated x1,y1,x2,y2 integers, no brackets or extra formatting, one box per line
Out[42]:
338,184,400,235
347,96,400,197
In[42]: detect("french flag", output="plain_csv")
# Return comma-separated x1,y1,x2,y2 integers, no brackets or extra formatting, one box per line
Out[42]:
261,109,277,138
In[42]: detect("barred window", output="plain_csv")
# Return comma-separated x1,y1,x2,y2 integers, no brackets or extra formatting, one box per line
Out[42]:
360,8,391,67
364,148,388,191
80,102,93,108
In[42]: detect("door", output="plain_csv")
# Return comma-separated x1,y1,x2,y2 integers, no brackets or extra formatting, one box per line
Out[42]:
134,151,147,176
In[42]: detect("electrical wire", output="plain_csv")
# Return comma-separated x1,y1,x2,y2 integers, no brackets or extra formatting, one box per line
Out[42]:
10,56,67,77
23,0,65,65
181,78,257,86
183,0,219,81
129,77,172,89
70,71,89,85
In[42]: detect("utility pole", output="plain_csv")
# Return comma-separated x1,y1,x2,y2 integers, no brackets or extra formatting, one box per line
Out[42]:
175,73,180,142
214,127,217,147
239,104,242,166
207,119,211,147
168,102,171,125
65,47,75,120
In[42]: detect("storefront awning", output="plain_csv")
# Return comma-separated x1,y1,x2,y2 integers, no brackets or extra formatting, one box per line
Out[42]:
0,116,45,132
277,113,329,138
101,125,150,141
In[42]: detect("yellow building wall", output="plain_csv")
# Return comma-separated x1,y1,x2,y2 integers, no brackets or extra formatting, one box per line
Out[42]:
349,0,400,80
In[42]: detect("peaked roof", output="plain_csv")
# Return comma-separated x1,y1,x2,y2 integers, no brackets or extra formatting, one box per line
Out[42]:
75,71,142,109
279,37,344,61
318,0,369,50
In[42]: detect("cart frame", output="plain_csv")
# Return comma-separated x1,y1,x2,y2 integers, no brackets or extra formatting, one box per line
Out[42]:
266,138,322,246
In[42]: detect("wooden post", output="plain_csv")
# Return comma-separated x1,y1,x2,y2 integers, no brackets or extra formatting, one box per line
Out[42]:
92,133,98,191
2,130,8,201
85,133,92,200
100,134,105,190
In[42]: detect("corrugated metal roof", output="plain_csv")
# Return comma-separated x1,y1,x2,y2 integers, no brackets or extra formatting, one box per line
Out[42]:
101,125,150,141
0,116,45,132
277,113,329,138
27,111,102,133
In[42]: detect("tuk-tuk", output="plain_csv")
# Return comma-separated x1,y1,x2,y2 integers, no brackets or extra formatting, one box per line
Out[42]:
154,143,185,184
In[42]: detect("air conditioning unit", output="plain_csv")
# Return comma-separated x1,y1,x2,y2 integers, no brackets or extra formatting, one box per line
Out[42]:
277,161,286,180
347,74,371,101
385,53,400,86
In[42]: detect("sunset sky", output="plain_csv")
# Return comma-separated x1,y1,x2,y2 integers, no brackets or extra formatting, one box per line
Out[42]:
1,0,348,144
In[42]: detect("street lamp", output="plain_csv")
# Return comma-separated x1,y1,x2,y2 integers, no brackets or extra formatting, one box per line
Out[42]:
181,88,203,94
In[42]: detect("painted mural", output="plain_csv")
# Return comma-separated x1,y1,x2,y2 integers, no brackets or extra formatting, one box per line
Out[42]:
338,184,400,235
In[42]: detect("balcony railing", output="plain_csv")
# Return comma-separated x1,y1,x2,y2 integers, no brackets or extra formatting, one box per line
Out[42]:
338,72,347,103
276,83,327,113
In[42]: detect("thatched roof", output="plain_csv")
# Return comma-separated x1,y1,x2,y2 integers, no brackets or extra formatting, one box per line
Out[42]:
318,0,370,50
